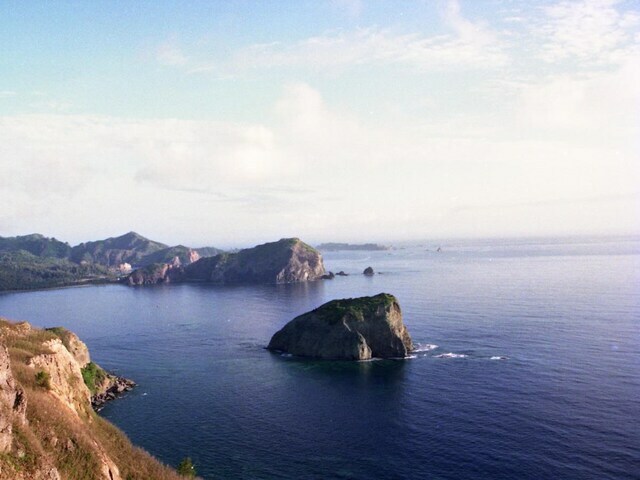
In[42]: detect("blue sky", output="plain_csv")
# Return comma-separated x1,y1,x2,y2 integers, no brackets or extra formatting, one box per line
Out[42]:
1,0,639,246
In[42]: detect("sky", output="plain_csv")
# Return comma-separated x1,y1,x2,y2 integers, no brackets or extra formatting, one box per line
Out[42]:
1,0,639,248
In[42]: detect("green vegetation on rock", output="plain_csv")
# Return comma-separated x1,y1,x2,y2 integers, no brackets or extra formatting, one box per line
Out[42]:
81,362,108,395
314,293,397,324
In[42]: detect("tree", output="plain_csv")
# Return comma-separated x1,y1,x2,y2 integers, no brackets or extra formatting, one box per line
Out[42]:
177,457,196,478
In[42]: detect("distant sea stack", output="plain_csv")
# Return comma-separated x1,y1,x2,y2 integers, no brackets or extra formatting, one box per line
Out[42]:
363,266,374,276
127,238,326,286
267,293,413,360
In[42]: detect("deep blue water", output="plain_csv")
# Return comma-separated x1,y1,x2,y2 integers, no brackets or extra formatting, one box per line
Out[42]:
1,236,639,479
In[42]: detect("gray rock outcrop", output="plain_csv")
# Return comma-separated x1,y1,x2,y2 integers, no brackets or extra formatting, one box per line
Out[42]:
267,293,413,360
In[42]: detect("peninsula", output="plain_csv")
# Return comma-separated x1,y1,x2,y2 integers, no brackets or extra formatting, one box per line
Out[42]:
0,232,222,291
0,318,183,479
126,237,326,286
0,233,326,291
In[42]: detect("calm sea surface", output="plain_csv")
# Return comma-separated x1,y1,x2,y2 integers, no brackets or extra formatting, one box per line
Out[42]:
1,236,638,479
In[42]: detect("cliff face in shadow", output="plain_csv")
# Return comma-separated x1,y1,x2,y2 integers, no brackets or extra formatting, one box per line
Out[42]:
126,238,326,286
0,318,184,480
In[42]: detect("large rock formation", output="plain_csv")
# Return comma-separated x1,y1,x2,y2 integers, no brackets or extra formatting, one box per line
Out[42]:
0,318,183,480
127,237,326,286
267,293,413,360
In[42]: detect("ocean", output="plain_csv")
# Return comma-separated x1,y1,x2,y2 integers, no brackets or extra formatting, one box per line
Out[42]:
1,236,638,479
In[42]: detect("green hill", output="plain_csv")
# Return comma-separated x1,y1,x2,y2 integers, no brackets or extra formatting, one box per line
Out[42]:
0,233,72,259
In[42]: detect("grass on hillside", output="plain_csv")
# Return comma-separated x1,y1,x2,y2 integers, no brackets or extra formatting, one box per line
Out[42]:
1,318,188,479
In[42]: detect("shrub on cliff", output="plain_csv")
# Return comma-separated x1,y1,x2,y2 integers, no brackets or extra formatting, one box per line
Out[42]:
177,457,197,477
81,362,107,394
35,370,51,389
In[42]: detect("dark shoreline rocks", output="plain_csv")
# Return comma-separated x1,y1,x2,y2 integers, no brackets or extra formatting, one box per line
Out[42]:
92,375,136,411
267,293,413,360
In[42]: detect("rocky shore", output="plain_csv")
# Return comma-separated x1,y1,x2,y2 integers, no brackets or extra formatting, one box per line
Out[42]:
92,375,136,411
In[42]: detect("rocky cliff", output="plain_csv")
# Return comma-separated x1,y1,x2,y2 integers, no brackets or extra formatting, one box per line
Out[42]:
127,237,326,286
0,341,27,455
126,262,172,286
267,293,414,360
0,318,183,480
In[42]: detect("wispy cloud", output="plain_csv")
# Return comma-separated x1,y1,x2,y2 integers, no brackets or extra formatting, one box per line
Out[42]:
232,5,508,72
536,0,640,65
177,0,508,74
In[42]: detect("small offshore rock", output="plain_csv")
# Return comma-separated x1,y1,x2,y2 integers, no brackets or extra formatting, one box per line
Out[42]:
363,266,374,276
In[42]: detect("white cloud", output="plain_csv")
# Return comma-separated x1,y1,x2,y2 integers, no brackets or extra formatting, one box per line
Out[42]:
516,54,640,137
537,0,640,64
1,82,637,243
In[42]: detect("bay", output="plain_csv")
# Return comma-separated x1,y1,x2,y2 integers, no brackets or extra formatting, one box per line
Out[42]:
1,236,638,479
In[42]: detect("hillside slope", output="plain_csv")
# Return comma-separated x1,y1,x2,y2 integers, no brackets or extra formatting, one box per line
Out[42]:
0,318,185,480
70,232,169,267
0,232,224,291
